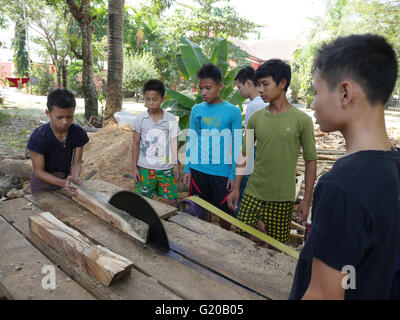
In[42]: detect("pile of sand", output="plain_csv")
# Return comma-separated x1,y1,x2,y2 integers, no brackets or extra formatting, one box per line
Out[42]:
81,124,135,190
81,124,187,202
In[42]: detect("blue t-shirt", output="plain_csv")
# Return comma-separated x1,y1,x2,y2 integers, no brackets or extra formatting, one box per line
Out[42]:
289,149,400,300
183,101,242,180
27,122,89,175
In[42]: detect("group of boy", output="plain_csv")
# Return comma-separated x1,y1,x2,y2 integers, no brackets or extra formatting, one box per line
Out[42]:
27,33,400,300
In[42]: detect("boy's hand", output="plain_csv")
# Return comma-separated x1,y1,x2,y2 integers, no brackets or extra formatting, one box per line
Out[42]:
183,173,191,188
226,179,234,192
64,175,78,197
297,198,311,223
72,176,83,185
132,168,141,184
227,189,239,211
173,164,180,181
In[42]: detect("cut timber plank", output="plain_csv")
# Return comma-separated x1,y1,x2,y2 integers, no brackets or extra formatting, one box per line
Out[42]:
1,197,180,300
169,211,297,271
72,184,149,244
0,215,95,300
295,162,327,200
26,192,264,300
295,174,304,200
291,221,306,232
29,212,134,286
82,180,177,219
164,219,295,300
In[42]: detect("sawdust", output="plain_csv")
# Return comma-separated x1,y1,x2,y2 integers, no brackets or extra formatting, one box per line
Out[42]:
81,124,135,191
81,124,187,202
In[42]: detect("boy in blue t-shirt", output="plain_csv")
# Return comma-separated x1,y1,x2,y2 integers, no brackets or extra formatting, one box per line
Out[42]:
183,63,242,230
27,89,89,196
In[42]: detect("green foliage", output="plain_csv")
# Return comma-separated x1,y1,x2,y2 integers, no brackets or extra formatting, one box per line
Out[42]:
292,0,400,106
66,60,84,95
166,0,262,43
122,52,160,98
289,72,301,104
123,0,255,90
164,37,245,130
12,10,29,78
29,64,53,96
0,107,10,125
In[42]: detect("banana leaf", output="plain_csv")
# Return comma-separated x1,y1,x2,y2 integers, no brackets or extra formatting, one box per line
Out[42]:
180,37,210,77
209,38,228,76
165,88,196,109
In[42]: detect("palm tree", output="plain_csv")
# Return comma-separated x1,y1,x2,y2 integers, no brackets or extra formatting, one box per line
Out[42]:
103,0,125,127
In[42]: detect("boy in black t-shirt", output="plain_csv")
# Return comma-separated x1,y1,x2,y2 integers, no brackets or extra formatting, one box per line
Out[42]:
290,34,400,299
27,89,89,196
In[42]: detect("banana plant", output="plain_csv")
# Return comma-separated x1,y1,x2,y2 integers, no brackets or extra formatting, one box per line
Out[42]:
163,37,245,130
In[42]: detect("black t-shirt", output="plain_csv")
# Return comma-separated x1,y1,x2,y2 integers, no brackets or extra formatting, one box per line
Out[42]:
27,122,89,175
290,149,400,300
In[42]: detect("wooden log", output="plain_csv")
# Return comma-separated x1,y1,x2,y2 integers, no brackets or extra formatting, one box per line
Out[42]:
295,174,304,200
165,216,295,300
317,155,341,161
295,162,327,200
0,197,181,300
26,192,264,299
72,184,149,244
29,212,134,286
316,149,346,155
291,221,306,232
0,215,96,300
82,180,177,220
290,230,304,244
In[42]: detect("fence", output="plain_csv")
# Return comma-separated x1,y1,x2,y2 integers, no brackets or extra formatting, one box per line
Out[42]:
387,96,400,110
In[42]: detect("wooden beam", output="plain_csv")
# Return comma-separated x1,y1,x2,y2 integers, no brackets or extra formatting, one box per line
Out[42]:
295,162,327,200
0,216,95,300
291,221,306,232
1,197,182,300
29,212,134,286
82,180,178,220
26,192,263,299
72,184,149,244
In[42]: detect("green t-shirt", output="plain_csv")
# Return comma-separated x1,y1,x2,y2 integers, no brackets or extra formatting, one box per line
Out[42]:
242,106,317,201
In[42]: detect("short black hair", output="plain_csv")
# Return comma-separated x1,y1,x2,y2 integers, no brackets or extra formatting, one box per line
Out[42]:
235,66,258,86
143,79,166,97
47,88,76,111
197,63,223,84
314,33,398,105
255,59,291,92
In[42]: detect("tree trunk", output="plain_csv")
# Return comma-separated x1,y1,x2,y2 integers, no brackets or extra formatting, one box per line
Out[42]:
67,0,98,120
62,60,67,89
103,0,125,127
56,67,61,88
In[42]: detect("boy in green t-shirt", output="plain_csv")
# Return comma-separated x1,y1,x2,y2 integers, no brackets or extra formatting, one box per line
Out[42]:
227,59,317,248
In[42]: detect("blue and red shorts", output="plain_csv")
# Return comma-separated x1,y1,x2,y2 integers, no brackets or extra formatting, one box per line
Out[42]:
189,169,232,215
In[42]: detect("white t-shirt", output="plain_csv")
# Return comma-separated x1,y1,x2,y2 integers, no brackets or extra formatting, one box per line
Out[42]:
245,95,268,128
132,110,180,170
244,96,268,175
